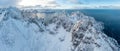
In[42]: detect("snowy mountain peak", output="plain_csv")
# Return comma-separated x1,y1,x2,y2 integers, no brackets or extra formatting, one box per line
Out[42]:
0,7,119,51
71,17,119,51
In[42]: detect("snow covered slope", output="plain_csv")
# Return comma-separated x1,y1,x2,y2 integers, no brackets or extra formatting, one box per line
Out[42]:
0,7,119,51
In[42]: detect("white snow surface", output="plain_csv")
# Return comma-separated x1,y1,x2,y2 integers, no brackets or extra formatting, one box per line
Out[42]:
0,7,119,51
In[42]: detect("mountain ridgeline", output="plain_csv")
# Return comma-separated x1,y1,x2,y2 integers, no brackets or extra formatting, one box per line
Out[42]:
0,7,119,51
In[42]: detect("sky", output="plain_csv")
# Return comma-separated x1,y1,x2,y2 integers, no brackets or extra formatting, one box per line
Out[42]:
0,0,120,8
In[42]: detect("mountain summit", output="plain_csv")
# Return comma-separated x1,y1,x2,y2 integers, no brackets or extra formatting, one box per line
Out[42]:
0,7,119,51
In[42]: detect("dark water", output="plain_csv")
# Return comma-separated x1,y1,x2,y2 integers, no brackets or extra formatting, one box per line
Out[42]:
80,9,120,44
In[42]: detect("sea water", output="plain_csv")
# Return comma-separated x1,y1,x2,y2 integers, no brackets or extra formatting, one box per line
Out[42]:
80,9,120,44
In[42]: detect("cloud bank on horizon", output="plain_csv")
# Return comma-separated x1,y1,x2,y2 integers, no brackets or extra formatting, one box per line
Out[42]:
0,0,120,8
0,0,21,7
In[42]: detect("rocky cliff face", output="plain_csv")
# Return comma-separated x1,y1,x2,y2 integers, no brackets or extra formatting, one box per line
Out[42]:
0,7,119,51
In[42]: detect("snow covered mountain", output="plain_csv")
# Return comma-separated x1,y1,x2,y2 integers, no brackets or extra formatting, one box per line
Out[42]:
0,7,119,51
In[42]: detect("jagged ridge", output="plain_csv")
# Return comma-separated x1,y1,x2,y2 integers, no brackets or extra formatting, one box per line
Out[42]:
0,7,119,51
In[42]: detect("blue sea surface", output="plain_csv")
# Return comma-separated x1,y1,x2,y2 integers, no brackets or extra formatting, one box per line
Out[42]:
80,9,120,44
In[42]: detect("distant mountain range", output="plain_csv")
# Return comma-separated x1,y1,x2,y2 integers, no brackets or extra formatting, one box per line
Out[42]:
17,5,120,9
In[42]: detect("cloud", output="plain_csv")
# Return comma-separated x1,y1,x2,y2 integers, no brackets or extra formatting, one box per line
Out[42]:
43,0,59,7
0,0,21,7
0,0,119,9
19,0,59,7
47,0,57,4
75,0,120,5
68,0,83,4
